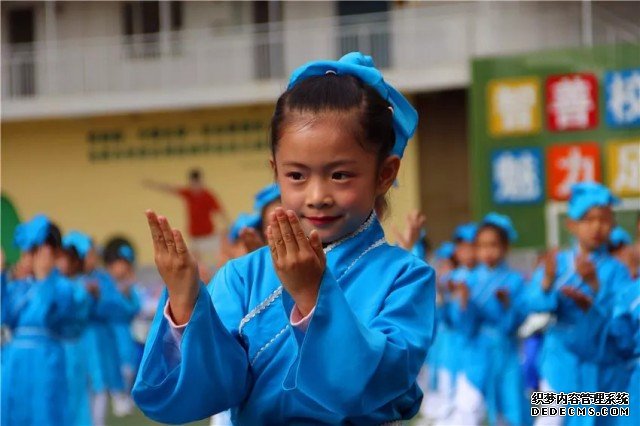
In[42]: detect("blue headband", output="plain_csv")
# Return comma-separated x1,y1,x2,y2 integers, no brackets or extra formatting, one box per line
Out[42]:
13,214,51,252
118,245,135,263
288,52,418,158
568,182,620,220
480,212,518,243
229,213,261,243
254,183,281,213
453,223,478,243
435,241,455,260
609,226,632,247
62,230,93,260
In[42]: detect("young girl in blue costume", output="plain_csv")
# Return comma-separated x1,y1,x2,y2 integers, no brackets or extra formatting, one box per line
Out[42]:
448,214,529,426
2,215,91,426
133,52,436,425
58,231,99,426
83,239,138,426
435,222,478,423
103,237,142,416
527,182,631,426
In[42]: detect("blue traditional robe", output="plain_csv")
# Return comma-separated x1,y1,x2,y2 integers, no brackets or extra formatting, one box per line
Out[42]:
133,214,436,424
449,262,529,426
84,268,136,394
526,246,631,426
1,269,91,426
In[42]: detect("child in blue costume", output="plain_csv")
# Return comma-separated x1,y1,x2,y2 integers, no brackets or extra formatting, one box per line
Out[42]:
419,241,455,421
103,237,143,417
434,223,478,423
448,214,528,426
133,52,436,425
2,215,91,426
83,240,138,426
527,182,632,426
59,231,98,426
557,224,638,426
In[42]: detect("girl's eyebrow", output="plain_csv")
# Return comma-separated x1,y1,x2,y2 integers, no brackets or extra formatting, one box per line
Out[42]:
281,160,358,169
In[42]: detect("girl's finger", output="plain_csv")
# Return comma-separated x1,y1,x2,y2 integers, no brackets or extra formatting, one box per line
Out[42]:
173,229,189,257
266,225,278,261
158,216,177,255
309,229,325,262
146,210,167,253
276,208,299,253
269,211,287,260
287,210,311,252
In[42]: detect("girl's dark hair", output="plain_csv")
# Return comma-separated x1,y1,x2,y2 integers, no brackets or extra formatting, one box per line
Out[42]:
608,242,626,254
270,74,395,217
477,224,510,247
62,246,84,273
103,236,134,265
43,223,62,249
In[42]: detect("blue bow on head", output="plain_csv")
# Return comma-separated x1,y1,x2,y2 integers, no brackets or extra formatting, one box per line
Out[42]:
435,241,455,260
229,213,261,243
609,226,632,247
14,214,51,252
118,245,135,263
453,223,478,243
62,231,93,260
288,52,418,158
254,183,281,213
481,212,518,243
568,182,620,220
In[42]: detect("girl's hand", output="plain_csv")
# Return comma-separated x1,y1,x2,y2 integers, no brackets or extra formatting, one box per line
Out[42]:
560,287,593,312
239,227,266,253
495,288,510,308
575,254,598,293
453,282,470,309
542,248,558,291
266,208,325,316
146,210,199,325
392,210,426,250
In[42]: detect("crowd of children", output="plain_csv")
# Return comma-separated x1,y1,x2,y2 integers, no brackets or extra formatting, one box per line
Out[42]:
1,218,144,426
418,182,639,426
2,51,638,426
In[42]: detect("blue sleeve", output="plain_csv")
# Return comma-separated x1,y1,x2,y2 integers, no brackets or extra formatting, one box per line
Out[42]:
132,263,251,424
477,274,528,335
47,277,92,338
109,286,142,322
282,260,436,416
525,267,559,313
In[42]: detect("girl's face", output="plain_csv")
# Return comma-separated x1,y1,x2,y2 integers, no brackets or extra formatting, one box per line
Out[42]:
32,245,59,279
567,207,614,252
454,242,476,269
57,252,83,277
84,248,98,272
475,228,507,268
271,113,398,243
107,259,132,282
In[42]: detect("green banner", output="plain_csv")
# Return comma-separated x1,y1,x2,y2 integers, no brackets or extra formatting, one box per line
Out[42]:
470,43,640,248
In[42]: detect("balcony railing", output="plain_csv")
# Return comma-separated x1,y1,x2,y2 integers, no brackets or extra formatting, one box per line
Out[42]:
2,2,638,118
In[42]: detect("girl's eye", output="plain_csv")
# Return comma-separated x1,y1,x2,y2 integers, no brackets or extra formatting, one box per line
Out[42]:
286,172,304,181
332,172,351,180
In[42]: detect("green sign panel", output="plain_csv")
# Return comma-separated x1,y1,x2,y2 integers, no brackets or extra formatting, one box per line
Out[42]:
470,43,640,248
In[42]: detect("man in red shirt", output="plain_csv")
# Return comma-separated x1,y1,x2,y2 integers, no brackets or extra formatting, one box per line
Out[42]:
143,169,229,265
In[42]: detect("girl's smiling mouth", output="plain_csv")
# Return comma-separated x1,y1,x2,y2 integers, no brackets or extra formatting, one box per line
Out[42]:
304,215,342,226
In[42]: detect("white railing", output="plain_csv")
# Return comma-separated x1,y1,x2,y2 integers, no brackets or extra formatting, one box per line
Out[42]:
1,2,638,114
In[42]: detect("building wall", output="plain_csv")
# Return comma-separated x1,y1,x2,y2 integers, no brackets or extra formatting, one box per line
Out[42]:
2,104,422,265
416,89,471,246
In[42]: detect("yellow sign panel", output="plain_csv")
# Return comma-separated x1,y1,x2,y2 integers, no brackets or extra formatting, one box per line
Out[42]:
607,138,640,197
488,77,541,137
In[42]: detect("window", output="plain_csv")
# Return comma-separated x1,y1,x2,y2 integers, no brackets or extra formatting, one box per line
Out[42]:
122,1,183,58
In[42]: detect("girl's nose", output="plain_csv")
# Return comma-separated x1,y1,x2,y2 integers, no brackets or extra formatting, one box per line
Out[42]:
306,182,334,209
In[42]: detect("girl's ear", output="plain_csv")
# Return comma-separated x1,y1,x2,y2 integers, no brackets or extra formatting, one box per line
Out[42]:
269,157,278,180
376,155,401,196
